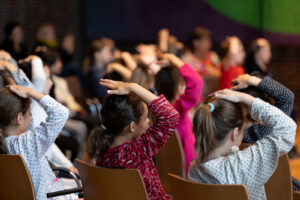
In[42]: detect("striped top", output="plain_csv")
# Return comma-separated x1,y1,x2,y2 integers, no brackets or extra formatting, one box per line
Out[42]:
96,95,179,200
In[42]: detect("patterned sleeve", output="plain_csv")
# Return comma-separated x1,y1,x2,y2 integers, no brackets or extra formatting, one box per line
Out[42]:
234,98,296,186
243,76,295,143
123,95,179,161
5,95,69,159
258,76,294,115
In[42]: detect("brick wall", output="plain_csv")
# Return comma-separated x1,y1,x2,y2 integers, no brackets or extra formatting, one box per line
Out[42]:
0,0,82,59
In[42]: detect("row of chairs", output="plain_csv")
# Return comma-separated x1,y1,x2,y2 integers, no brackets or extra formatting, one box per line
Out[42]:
0,132,297,200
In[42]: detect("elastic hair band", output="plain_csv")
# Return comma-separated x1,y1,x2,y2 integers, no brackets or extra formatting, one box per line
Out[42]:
207,103,215,112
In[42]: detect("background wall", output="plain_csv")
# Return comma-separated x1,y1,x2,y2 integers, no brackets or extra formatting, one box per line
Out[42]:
1,0,300,113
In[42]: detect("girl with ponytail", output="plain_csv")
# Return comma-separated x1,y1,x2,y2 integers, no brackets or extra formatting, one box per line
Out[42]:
189,89,296,200
87,79,179,200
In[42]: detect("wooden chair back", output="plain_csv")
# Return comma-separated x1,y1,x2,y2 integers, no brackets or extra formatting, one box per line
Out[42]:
155,131,185,193
168,173,250,200
0,154,35,200
76,159,149,200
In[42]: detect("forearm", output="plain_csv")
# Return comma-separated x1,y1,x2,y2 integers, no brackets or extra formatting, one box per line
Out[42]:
129,83,157,104
113,64,133,81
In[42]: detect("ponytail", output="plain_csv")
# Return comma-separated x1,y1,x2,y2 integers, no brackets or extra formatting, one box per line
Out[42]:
87,126,113,160
193,105,217,162
193,97,246,163
0,127,8,154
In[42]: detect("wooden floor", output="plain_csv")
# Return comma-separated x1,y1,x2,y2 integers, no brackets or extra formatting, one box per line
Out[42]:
290,120,300,180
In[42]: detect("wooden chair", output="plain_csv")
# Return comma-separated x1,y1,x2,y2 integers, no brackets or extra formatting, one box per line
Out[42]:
0,154,82,200
76,159,149,200
167,173,250,200
0,154,36,200
294,191,300,200
240,143,292,200
155,131,185,193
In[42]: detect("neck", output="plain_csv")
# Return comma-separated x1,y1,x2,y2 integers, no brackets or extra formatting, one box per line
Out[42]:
110,133,133,149
193,49,207,60
95,60,105,69
5,125,22,137
203,140,232,163
255,57,267,71
222,57,237,70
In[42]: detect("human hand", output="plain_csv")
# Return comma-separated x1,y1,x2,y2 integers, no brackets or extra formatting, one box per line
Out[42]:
212,89,255,106
69,166,79,176
0,60,17,73
0,50,12,60
231,74,262,90
99,79,134,95
8,85,44,100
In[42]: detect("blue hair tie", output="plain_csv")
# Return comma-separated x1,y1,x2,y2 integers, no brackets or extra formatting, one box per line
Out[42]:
208,103,215,112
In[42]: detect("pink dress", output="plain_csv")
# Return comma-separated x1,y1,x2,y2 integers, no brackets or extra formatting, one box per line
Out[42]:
173,63,203,174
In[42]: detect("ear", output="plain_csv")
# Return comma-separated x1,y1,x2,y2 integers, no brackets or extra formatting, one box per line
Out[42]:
230,127,240,143
129,121,137,133
16,112,23,126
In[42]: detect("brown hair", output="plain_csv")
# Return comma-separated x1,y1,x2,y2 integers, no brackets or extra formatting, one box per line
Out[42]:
0,88,31,154
154,65,184,101
193,97,246,162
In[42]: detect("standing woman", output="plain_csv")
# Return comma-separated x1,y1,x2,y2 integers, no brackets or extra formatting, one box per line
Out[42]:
1,22,28,61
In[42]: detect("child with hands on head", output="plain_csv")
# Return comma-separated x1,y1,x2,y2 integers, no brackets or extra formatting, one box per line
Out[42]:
88,79,179,200
189,87,296,200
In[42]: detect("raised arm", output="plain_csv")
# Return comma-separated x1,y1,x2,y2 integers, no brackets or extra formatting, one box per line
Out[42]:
214,89,296,186
100,79,179,158
6,85,69,158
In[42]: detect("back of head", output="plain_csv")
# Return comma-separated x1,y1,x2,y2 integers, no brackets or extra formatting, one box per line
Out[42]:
131,62,153,89
87,93,144,160
193,97,246,162
189,27,211,51
0,88,31,154
155,65,183,101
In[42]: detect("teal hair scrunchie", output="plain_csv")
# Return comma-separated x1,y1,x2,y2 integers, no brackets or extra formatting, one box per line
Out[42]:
208,103,215,112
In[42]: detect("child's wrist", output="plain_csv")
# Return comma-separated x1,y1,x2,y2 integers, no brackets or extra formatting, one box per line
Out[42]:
249,76,262,87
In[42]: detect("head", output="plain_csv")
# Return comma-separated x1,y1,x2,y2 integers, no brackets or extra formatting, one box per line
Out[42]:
131,62,154,90
37,24,56,41
4,22,24,44
193,97,246,162
251,38,271,65
62,32,75,54
220,36,245,65
89,39,114,67
37,50,62,75
189,27,212,53
87,94,148,160
237,82,274,126
155,65,185,102
0,88,31,138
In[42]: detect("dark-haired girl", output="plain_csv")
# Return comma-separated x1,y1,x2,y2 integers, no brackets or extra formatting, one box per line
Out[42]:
188,89,296,200
88,79,179,200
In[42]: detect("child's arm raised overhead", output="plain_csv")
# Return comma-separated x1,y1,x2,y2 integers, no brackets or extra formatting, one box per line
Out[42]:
100,79,179,158
5,85,69,159
215,89,296,186
163,54,203,112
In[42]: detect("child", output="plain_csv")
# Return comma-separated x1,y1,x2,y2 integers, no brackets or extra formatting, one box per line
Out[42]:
155,53,203,174
88,79,179,200
219,36,245,89
0,85,75,199
188,89,296,200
